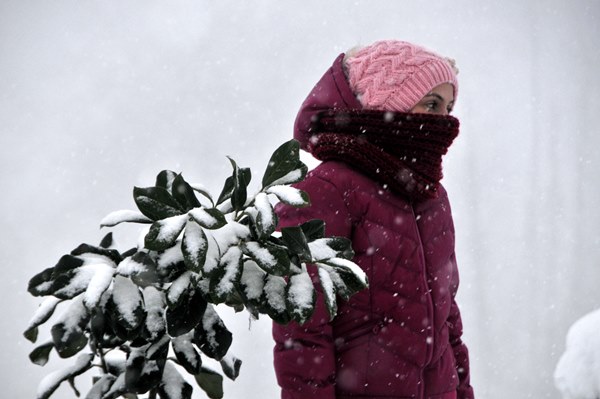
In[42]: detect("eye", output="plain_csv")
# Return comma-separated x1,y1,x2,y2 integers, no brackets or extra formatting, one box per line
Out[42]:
424,101,439,112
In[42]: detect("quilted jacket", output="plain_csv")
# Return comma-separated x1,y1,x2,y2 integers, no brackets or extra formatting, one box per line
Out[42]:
272,54,474,399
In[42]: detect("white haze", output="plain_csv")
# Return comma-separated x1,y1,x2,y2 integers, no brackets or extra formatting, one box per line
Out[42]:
1,1,599,398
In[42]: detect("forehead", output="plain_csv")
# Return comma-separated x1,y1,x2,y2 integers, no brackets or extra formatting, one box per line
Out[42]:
428,83,454,102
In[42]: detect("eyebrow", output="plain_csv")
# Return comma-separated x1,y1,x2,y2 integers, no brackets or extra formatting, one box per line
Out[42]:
425,93,445,102
424,93,454,107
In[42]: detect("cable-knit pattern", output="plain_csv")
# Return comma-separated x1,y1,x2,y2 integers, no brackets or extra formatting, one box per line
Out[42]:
346,40,458,112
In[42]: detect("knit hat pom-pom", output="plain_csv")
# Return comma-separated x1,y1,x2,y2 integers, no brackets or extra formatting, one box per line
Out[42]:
345,40,458,113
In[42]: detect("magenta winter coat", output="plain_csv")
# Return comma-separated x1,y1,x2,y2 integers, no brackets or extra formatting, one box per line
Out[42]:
272,55,474,399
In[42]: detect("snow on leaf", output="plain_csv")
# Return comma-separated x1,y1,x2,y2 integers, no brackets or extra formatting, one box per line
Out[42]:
111,275,143,329
264,275,286,313
188,207,226,230
201,305,221,353
160,362,193,399
286,271,315,323
182,219,207,272
116,255,146,277
36,353,94,399
172,331,202,375
52,295,88,345
53,263,110,299
167,271,192,306
24,297,62,342
318,267,337,319
244,242,277,269
240,260,265,301
100,209,152,227
195,304,232,360
220,354,242,381
266,185,309,207
203,221,250,274
253,192,276,238
85,374,116,399
143,286,166,341
321,257,367,287
145,214,188,251
213,246,242,299
268,168,304,187
83,263,115,309
157,244,185,275
102,371,126,399
308,239,338,261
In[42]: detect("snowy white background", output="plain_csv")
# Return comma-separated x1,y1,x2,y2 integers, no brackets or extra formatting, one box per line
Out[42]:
1,1,599,398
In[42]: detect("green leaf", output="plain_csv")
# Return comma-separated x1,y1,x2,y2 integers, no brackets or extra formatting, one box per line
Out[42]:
24,297,62,343
172,173,202,210
118,251,160,288
133,186,184,221
86,374,117,399
300,219,325,241
322,237,355,260
317,261,368,301
24,327,38,343
228,157,249,211
189,207,227,230
107,276,145,340
243,241,290,276
182,220,208,273
318,267,337,320
166,286,207,337
27,267,55,297
209,246,242,304
195,366,224,399
159,363,193,399
261,139,307,187
253,192,277,239
99,232,114,248
36,353,94,399
281,226,311,262
189,183,214,205
155,246,187,283
29,341,54,366
100,210,153,228
101,373,127,399
70,243,121,265
51,297,90,358
144,214,188,251
219,356,242,381
309,237,355,262
239,260,266,318
262,275,290,324
194,306,232,360
216,167,251,206
155,170,178,191
28,255,84,298
172,332,202,375
285,271,316,325
142,286,166,342
266,185,310,207
125,345,165,394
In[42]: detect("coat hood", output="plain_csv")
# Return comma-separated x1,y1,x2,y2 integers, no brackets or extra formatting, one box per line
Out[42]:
293,53,362,151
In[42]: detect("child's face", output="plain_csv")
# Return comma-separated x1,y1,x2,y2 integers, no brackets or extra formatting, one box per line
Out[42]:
410,83,455,116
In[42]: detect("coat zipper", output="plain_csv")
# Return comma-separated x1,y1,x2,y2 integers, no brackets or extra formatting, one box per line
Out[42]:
410,205,435,399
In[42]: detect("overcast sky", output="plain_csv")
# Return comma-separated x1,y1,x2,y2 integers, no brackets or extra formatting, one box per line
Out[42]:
1,1,599,398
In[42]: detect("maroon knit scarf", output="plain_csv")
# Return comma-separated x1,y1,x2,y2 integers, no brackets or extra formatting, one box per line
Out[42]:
307,110,460,201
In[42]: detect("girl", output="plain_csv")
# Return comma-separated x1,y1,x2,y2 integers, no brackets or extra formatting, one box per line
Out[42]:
273,40,474,399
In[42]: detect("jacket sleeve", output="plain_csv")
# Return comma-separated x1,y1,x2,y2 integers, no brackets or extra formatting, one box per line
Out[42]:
272,171,354,399
448,253,475,399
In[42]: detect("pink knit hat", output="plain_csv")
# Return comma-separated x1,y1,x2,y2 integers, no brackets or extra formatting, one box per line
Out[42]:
345,40,458,112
